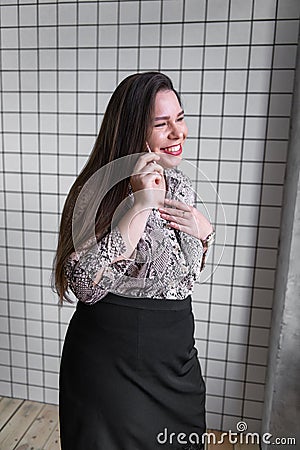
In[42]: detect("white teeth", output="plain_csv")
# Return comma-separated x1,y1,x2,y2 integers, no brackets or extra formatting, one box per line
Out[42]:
163,144,181,153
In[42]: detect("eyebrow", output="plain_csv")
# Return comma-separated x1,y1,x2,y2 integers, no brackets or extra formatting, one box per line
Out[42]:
154,110,184,121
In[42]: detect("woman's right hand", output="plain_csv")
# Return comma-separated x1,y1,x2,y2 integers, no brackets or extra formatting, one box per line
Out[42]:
130,152,166,209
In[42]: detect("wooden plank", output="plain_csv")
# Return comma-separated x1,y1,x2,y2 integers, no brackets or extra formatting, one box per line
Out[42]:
234,443,260,449
15,404,59,450
0,400,44,450
44,423,61,450
0,397,24,430
207,430,234,450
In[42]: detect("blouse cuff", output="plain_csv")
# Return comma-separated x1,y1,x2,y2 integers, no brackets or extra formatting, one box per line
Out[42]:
71,226,129,284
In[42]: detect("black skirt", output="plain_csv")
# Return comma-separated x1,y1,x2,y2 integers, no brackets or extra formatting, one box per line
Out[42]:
59,292,206,450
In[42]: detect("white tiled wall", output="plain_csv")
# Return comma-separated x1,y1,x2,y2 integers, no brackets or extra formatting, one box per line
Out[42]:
0,0,299,434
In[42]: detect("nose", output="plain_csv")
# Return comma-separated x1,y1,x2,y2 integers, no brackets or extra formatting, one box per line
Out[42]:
168,123,183,140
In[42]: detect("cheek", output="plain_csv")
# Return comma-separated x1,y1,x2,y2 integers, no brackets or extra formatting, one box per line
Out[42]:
182,123,188,138
148,131,164,148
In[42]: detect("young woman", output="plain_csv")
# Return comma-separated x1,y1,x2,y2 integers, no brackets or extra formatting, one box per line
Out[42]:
52,72,215,450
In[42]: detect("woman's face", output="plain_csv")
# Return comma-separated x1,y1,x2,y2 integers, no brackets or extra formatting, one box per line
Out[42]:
147,90,188,169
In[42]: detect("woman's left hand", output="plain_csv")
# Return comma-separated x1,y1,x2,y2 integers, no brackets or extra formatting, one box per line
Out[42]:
158,198,213,241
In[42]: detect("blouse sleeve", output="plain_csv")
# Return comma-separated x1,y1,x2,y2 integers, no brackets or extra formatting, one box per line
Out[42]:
64,226,135,305
172,170,208,274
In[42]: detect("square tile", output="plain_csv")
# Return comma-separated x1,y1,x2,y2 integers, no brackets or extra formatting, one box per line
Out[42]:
58,49,76,69
58,3,76,25
183,22,204,46
252,21,275,44
243,399,263,419
229,324,249,344
278,0,300,18
245,117,267,139
120,24,139,46
39,27,57,48
119,48,138,69
274,45,297,68
79,2,98,24
203,70,224,92
201,117,222,138
222,117,244,139
230,0,252,20
248,70,271,92
139,48,160,69
12,383,27,399
141,1,161,22
39,4,56,26
207,0,229,21
1,28,18,48
227,46,249,69
249,328,270,347
229,21,251,44
224,94,245,115
226,361,246,380
1,5,18,26
161,47,181,69
267,117,290,140
120,1,139,23
99,25,118,47
254,0,277,19
202,93,223,115
204,47,226,69
225,379,245,398
162,0,184,22
185,0,205,21
206,22,227,45
225,70,247,92
246,364,266,383
250,46,273,68
99,2,118,23
1,50,19,70
2,71,20,91
181,71,202,92
247,93,269,116
271,69,295,92
209,322,229,341
207,359,226,378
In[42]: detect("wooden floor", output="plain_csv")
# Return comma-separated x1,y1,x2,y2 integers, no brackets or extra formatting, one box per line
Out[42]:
0,396,259,449
0,397,59,450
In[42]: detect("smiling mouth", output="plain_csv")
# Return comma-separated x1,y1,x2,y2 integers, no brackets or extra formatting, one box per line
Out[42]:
161,144,182,156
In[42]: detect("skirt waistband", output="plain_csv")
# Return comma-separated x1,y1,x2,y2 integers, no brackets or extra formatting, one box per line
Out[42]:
77,292,192,311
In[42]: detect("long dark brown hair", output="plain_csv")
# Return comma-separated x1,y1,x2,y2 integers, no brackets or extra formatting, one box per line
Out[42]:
51,72,181,304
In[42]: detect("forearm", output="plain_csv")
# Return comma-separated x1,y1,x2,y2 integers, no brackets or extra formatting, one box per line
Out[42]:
117,203,151,259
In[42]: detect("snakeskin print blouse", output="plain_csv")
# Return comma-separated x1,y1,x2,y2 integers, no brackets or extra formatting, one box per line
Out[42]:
64,168,206,304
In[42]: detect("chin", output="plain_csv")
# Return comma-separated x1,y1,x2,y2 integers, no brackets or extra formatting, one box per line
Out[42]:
159,152,182,169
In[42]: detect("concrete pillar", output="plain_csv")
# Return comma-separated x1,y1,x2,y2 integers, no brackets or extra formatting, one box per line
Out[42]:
261,36,300,448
